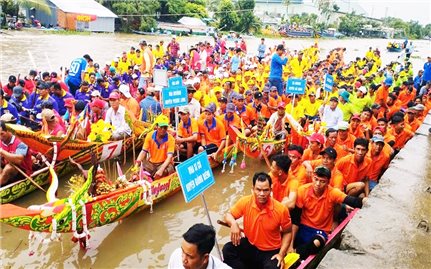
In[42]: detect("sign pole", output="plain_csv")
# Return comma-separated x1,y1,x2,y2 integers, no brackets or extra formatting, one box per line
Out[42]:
290,93,295,116
201,193,223,260
175,106,180,161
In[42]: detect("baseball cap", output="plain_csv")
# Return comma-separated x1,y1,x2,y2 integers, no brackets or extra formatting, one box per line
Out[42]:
254,92,263,99
276,44,285,51
330,96,339,102
308,133,325,145
358,86,367,94
91,90,101,97
218,97,227,103
236,94,245,100
226,103,236,113
339,91,350,102
384,77,393,86
90,99,106,109
371,135,385,144
245,90,252,95
204,104,216,113
0,113,17,123
320,147,337,160
119,84,132,98
350,114,361,121
64,98,74,108
109,92,120,100
156,115,169,127
277,102,286,109
263,86,270,93
413,104,425,111
337,121,349,131
178,106,190,114
41,109,56,122
83,54,93,61
371,103,380,110
13,86,24,98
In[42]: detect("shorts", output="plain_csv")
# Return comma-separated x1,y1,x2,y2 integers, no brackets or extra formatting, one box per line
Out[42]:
369,180,378,191
202,143,218,154
295,224,328,248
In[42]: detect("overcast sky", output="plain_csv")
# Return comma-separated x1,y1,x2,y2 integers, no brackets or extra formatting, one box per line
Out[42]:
356,0,430,25
302,0,430,25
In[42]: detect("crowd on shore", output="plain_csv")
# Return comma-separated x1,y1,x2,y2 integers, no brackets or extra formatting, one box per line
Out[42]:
1,35,431,269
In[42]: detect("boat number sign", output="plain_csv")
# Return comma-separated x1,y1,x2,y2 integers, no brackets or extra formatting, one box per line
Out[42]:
324,74,334,92
100,140,123,162
162,77,188,109
286,78,306,95
176,151,215,203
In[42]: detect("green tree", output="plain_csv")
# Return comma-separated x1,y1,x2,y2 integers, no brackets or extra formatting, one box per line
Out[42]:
235,0,260,33
16,0,51,15
215,0,238,31
338,12,365,36
101,0,160,32
158,0,207,23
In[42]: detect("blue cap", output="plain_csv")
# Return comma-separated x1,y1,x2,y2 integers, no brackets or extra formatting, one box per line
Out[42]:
384,77,393,86
339,91,350,102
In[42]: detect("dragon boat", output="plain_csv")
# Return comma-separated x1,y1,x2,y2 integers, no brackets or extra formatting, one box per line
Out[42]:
0,145,232,251
0,121,152,204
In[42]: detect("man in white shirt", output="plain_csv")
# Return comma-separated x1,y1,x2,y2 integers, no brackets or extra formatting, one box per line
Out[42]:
186,85,201,120
267,101,289,139
319,97,344,129
104,92,132,140
168,223,231,269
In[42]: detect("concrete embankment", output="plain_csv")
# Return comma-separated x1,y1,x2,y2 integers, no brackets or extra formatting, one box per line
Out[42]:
319,113,431,269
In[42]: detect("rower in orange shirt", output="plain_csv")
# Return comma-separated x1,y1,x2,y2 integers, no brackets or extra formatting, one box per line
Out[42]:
375,77,392,116
302,133,324,162
269,154,298,210
405,106,421,132
349,114,364,138
198,104,226,159
388,115,414,152
234,94,256,136
176,107,199,159
335,121,356,159
335,138,372,197
367,135,391,191
385,93,402,120
302,147,344,191
397,81,416,108
291,166,366,260
136,115,175,179
217,103,240,142
287,144,307,185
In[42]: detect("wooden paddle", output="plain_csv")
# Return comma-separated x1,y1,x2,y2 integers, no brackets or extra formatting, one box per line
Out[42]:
11,164,46,192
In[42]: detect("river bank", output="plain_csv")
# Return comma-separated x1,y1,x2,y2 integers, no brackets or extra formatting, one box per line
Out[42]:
319,113,431,268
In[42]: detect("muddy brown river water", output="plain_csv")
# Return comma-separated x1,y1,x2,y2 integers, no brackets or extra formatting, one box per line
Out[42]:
0,30,430,268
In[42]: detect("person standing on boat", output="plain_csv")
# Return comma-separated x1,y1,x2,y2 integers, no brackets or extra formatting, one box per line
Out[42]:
136,115,175,180
67,54,92,96
0,121,33,186
104,92,131,140
257,38,266,63
138,40,154,89
168,223,231,269
167,36,180,61
269,45,288,96
290,166,366,260
222,172,292,269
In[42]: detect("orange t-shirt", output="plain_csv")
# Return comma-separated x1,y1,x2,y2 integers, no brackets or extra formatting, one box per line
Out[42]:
335,133,356,159
198,118,226,146
309,159,344,191
236,105,256,126
336,154,372,187
230,195,291,251
367,148,391,181
269,171,299,203
302,148,322,162
142,130,175,163
248,102,271,120
177,118,199,138
288,163,307,185
296,183,346,233
389,128,414,150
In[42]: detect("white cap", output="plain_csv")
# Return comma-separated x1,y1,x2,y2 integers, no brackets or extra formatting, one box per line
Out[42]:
119,84,131,98
91,90,101,97
337,121,350,131
358,86,367,94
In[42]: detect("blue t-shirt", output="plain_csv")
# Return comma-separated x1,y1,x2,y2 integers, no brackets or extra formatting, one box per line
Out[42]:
423,62,431,83
231,55,241,72
68,57,87,86
269,54,288,79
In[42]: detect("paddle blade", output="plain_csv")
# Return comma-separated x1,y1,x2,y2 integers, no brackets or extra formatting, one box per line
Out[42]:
284,253,300,268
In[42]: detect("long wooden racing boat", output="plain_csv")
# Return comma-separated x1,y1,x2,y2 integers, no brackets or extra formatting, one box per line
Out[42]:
0,121,151,204
0,147,232,239
295,208,360,269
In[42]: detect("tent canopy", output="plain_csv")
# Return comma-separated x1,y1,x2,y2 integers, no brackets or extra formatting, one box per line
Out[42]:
178,17,206,27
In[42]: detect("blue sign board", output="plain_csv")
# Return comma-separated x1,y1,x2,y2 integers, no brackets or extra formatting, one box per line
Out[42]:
324,74,334,92
176,151,215,203
162,77,187,108
168,76,183,88
286,78,306,95
162,86,188,108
